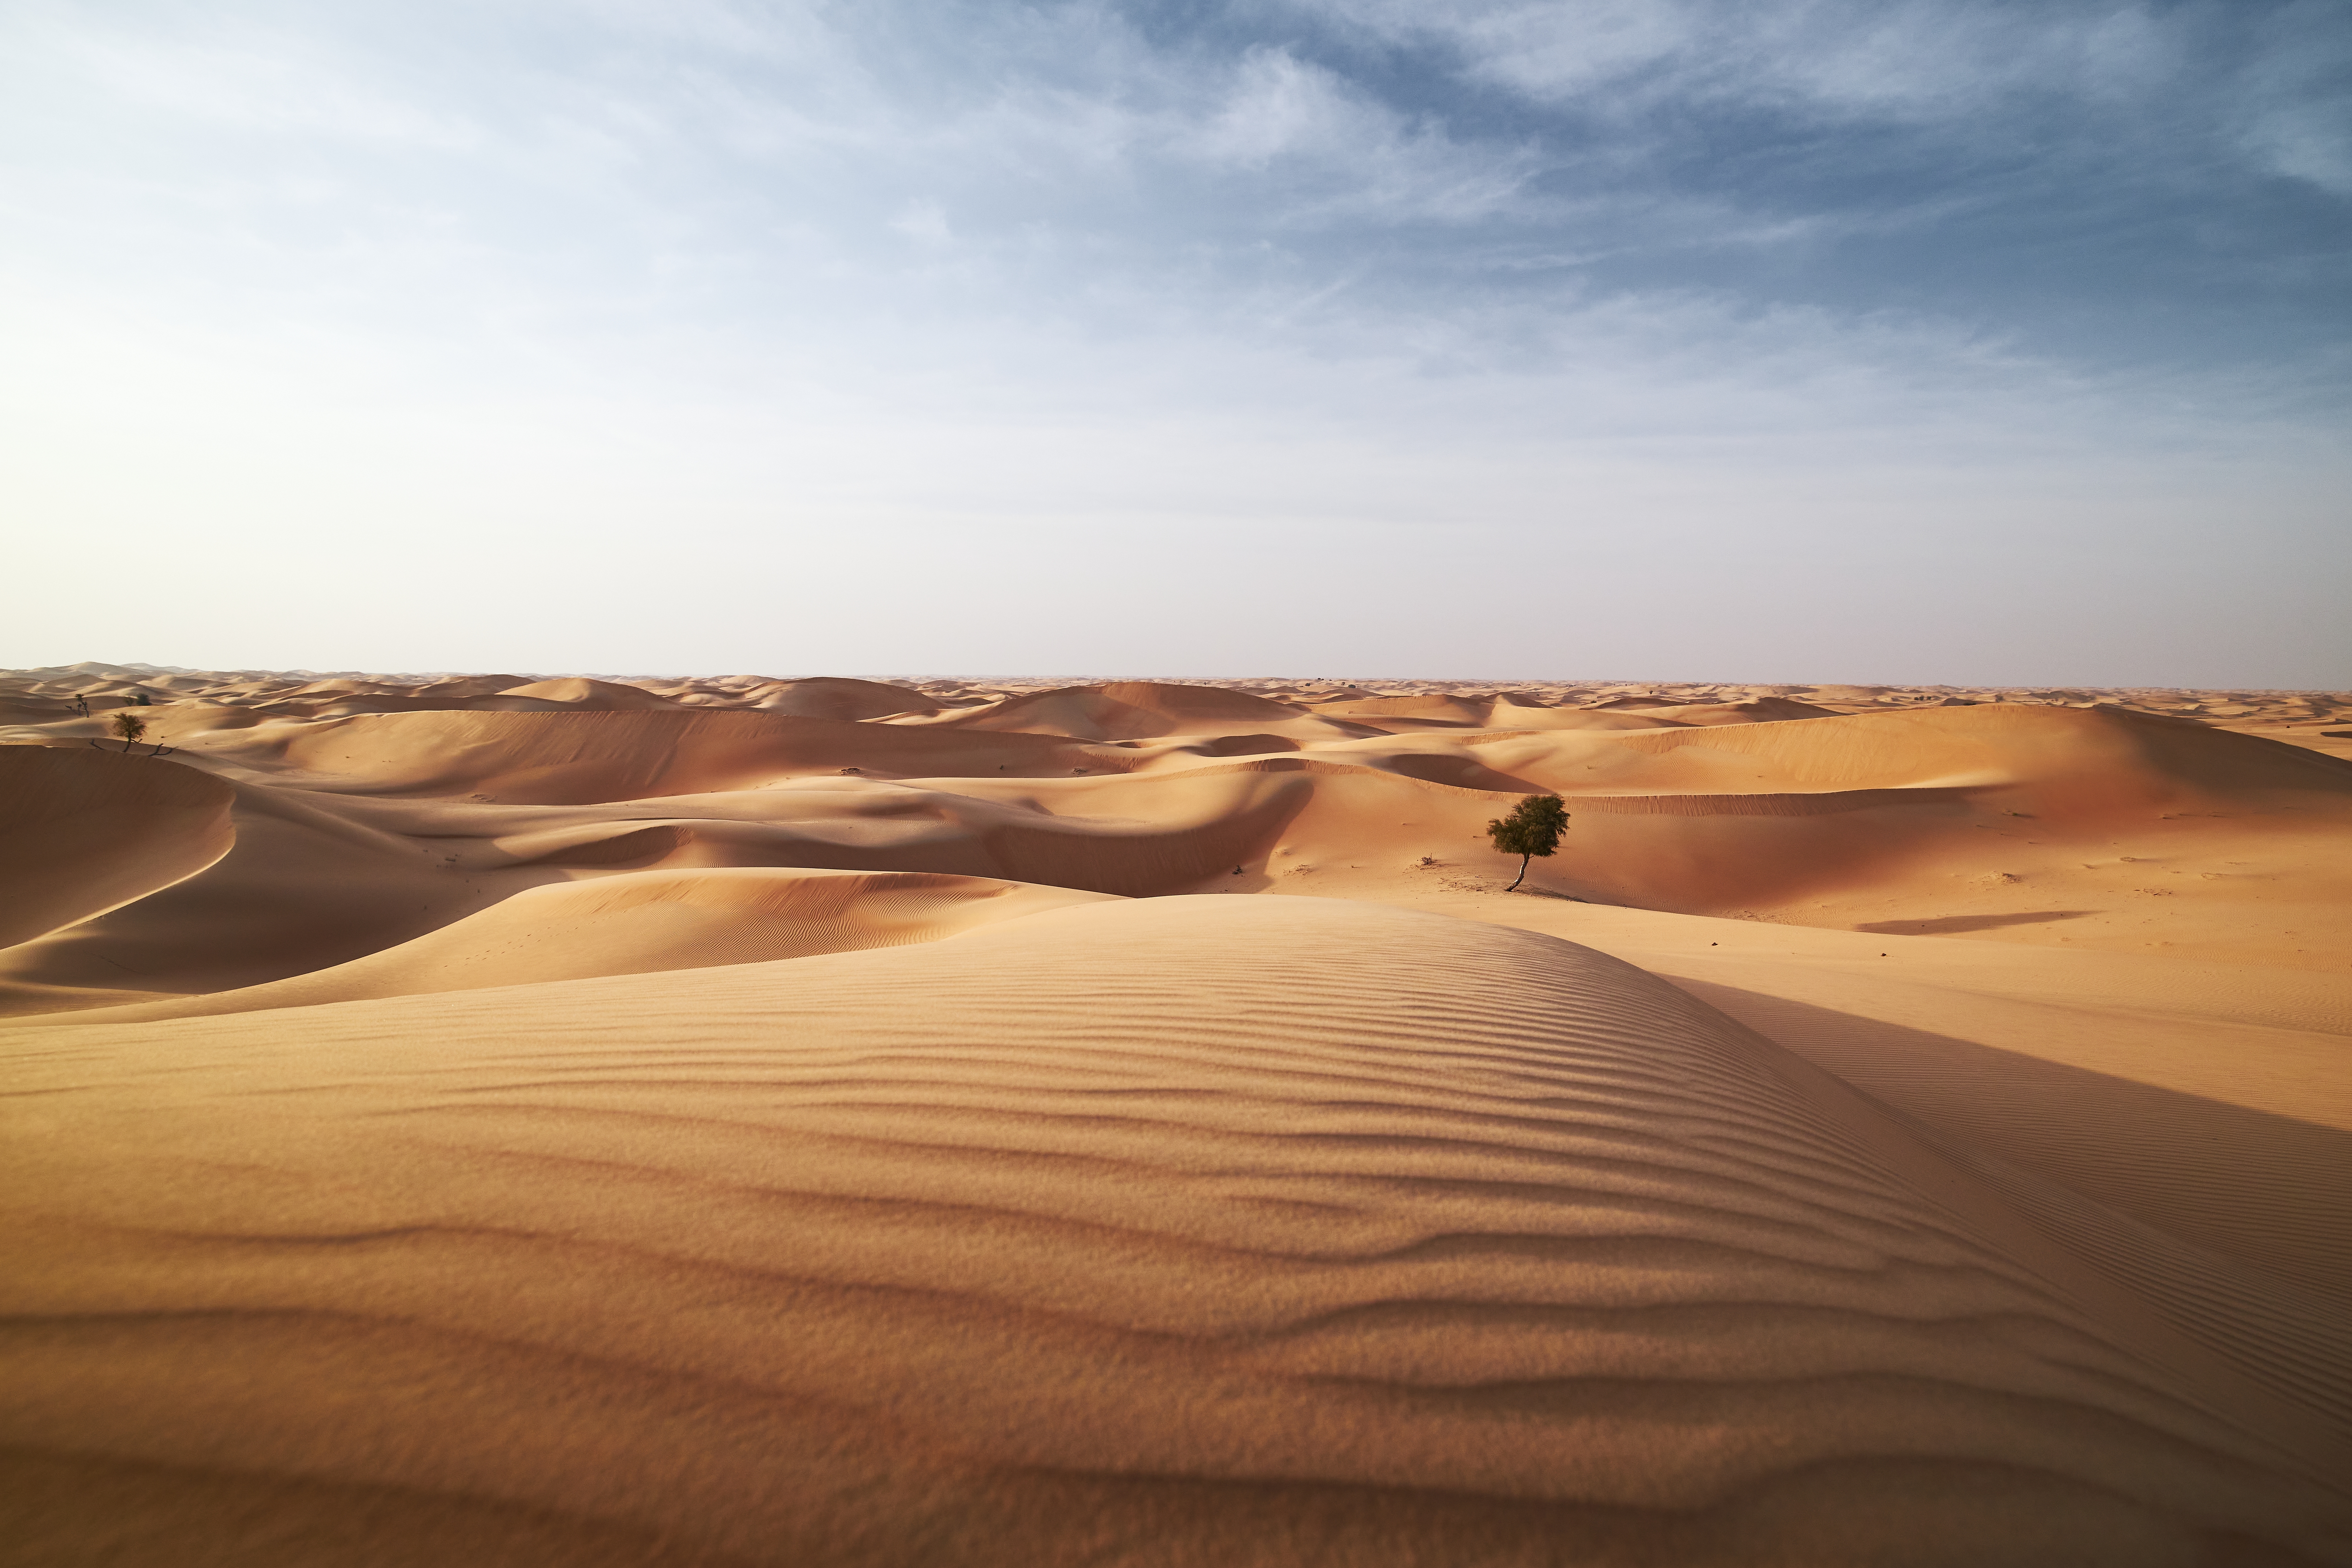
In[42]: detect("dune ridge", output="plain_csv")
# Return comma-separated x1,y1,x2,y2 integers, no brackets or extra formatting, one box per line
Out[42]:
0,744,236,951
5,898,2347,1565
5,666,2351,1563
5,675,2349,1014
34,868,1115,1026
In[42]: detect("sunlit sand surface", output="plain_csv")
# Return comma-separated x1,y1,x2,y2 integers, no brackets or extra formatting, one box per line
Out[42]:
6,665,2349,1564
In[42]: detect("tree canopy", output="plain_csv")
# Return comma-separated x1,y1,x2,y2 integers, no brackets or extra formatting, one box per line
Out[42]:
1487,795,1569,890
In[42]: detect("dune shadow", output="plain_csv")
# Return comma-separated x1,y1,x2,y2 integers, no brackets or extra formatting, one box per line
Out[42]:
1189,733,1301,757
1672,977,2352,1435
1379,754,1549,793
1852,910,2095,936
1674,979,2352,1306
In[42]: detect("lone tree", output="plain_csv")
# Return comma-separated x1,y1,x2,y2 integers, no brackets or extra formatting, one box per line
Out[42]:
111,710,148,753
1487,794,1569,892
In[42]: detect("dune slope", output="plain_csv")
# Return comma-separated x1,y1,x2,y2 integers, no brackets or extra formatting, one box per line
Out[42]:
0,747,234,950
230,709,1090,802
3,897,2345,1566
905,681,1375,743
45,868,1114,1025
10,688,2348,1022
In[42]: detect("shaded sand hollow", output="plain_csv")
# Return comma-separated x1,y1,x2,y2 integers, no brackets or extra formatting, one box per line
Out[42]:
4,666,2351,1564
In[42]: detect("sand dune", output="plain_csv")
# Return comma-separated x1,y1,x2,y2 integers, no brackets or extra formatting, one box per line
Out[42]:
1305,692,1500,727
1297,691,1848,733
904,680,1379,743
1605,697,1847,725
4,685,2346,1016
0,743,1330,1006
5,897,2347,1566
42,868,1112,1025
1357,890,2352,1448
5,666,2350,1562
739,676,942,719
1482,701,1697,732
0,781,502,1007
488,677,685,709
413,674,535,700
1466,701,2352,799
0,744,234,952
223,709,1097,802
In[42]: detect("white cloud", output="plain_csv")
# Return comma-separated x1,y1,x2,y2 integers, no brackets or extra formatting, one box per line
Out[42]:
0,0,2342,681
1166,46,1534,225
1291,0,2182,120
1188,47,1368,168
2244,103,2352,195
890,199,955,247
2234,2,2352,195
58,20,482,150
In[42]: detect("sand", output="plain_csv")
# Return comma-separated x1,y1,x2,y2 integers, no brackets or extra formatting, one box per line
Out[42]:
4,666,2350,1564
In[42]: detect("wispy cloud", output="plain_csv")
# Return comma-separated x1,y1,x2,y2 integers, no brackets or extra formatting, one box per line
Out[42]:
0,0,2343,681
1344,0,2182,118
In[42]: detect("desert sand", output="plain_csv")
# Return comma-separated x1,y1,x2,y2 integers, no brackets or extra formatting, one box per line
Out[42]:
4,664,2350,1565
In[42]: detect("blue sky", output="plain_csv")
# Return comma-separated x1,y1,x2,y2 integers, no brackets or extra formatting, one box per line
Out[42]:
3,0,2347,683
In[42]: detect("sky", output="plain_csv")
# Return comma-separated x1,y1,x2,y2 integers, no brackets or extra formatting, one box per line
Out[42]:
3,0,2347,685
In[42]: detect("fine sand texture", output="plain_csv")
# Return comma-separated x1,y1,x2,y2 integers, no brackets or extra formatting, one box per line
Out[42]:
6,898,2349,1566
5,666,2350,1564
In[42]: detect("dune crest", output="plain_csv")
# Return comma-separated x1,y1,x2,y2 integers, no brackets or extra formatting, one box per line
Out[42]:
487,677,684,710
0,747,234,950
5,666,2351,1560
4,675,2347,1015
904,680,1377,743
740,676,941,719
5,897,2346,1565
40,867,1116,1025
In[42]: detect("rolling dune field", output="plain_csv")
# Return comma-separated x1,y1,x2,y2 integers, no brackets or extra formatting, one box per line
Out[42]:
4,665,2349,1564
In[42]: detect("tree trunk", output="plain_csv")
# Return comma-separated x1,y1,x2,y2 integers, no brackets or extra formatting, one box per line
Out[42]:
1507,854,1529,892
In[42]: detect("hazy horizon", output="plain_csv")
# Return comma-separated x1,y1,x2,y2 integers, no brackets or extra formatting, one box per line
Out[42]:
17,658,2345,696
5,1,2347,686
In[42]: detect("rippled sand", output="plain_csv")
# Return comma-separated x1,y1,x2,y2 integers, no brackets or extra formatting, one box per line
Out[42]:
5,668,2349,1563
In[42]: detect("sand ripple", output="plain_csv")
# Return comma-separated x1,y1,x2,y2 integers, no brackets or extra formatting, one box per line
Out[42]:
5,897,2345,1565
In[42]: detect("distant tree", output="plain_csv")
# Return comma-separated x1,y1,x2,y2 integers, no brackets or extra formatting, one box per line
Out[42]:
1486,794,1569,892
111,710,147,753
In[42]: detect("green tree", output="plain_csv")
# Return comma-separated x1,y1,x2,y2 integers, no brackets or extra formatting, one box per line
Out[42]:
1486,794,1569,892
111,710,148,753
